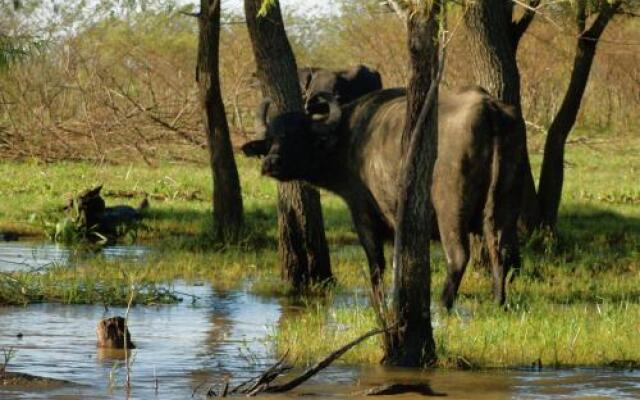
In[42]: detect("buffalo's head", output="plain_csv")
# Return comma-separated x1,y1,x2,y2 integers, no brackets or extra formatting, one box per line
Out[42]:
68,185,106,228
302,70,341,114
241,94,342,182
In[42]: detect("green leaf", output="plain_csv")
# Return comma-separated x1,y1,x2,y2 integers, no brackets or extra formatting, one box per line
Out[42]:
257,0,277,17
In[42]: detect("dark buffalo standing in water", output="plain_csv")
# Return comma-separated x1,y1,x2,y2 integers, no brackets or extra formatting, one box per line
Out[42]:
297,65,382,112
242,87,522,309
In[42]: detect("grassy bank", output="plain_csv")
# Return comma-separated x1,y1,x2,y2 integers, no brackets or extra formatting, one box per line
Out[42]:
0,132,639,368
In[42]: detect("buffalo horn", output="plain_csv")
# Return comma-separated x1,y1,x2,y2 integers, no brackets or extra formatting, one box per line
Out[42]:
326,97,341,128
311,92,341,131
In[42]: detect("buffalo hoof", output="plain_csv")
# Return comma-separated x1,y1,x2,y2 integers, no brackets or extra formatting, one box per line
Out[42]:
96,317,135,349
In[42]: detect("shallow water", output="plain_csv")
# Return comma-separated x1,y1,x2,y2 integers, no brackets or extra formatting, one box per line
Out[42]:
1,243,639,399
0,283,282,399
0,241,147,272
2,283,639,399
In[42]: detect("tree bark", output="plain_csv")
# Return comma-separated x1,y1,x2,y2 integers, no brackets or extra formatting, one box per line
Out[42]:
464,0,538,233
244,0,332,289
197,0,244,240
537,0,621,227
384,3,439,368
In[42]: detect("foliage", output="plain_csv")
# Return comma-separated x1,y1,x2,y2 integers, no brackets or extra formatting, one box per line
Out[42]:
258,0,277,17
1,0,637,162
0,347,16,377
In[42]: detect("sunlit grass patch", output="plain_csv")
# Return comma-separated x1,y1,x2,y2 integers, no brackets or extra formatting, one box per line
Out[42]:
438,301,640,368
269,298,383,365
268,297,640,368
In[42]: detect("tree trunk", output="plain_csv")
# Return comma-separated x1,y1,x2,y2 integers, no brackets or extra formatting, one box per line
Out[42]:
537,0,620,227
464,0,538,233
197,0,244,240
244,0,332,289
384,3,439,368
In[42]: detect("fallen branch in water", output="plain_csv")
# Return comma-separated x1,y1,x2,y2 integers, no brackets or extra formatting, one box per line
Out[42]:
262,327,386,394
203,327,389,397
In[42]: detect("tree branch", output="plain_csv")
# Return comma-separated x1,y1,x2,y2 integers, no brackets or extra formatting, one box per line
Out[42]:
616,9,640,18
385,0,408,21
512,0,541,45
265,327,387,393
179,10,200,18
582,0,623,41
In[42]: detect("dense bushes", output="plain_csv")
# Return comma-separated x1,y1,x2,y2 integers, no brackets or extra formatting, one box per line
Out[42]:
0,1,638,163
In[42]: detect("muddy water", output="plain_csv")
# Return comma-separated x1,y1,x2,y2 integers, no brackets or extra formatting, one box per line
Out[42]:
1,244,639,399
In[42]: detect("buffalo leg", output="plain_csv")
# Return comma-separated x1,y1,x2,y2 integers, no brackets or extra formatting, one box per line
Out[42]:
439,226,470,310
486,168,522,305
350,207,386,312
483,225,506,305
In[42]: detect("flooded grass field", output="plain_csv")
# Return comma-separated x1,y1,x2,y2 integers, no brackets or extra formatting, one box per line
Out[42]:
2,276,640,398
0,135,639,398
1,242,639,399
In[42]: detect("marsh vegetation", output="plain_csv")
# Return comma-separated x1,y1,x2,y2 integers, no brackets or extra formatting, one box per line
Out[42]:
1,0,639,398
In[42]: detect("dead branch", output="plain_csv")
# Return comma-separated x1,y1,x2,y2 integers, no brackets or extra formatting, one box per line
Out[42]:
229,351,291,395
385,0,408,21
196,327,390,397
179,10,201,18
263,327,386,394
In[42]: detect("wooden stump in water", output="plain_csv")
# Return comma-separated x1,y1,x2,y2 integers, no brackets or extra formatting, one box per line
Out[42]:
96,317,135,349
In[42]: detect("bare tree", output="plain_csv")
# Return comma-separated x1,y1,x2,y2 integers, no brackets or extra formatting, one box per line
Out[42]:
244,0,332,289
537,0,623,227
465,0,632,232
197,0,244,240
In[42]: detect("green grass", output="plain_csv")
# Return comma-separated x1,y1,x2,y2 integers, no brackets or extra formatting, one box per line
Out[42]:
0,132,639,368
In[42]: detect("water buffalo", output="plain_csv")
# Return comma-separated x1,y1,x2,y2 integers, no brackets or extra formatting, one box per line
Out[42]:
69,186,148,241
297,65,382,112
242,87,522,309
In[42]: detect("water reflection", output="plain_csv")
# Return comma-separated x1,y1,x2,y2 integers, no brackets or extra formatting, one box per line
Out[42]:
1,282,639,399
0,241,148,272
0,283,281,399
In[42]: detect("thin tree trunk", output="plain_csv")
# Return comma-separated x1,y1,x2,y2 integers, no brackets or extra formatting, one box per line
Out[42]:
384,3,439,368
464,0,537,233
197,0,244,240
244,0,332,289
537,0,621,227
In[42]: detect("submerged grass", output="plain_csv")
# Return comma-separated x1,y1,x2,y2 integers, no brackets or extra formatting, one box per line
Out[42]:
0,249,282,306
0,133,639,367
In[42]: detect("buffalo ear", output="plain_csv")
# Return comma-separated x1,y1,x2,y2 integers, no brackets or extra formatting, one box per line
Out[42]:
80,185,102,199
241,140,269,157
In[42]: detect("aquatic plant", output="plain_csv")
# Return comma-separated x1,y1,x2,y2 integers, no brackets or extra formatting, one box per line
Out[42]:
0,347,16,378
